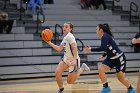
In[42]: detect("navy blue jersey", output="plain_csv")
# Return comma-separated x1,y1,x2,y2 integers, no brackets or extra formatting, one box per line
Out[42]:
91,33,122,58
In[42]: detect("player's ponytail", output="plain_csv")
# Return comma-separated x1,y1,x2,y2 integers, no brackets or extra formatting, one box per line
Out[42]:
98,24,113,37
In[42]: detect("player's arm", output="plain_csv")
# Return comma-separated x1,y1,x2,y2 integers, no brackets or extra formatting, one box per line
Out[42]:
99,52,107,61
136,38,140,43
47,41,63,52
102,52,107,57
91,35,109,52
71,42,78,60
132,38,140,44
70,42,78,66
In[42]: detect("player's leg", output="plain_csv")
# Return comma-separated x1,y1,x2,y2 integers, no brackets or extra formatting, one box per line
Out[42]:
67,71,80,84
115,54,134,93
67,58,90,84
67,58,81,84
116,71,134,93
98,64,110,83
98,58,112,93
55,61,69,93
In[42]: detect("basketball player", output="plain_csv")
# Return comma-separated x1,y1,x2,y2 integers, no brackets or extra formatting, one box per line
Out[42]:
41,22,90,93
83,24,135,93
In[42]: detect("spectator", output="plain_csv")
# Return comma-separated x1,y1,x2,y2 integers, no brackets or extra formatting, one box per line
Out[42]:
0,11,14,34
47,0,54,4
28,0,44,15
90,0,107,10
80,0,91,9
131,32,140,53
23,0,30,3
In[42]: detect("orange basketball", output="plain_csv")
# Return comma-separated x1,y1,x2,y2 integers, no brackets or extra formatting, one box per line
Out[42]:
41,29,53,41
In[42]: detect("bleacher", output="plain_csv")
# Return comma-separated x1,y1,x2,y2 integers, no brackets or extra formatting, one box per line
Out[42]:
0,0,140,80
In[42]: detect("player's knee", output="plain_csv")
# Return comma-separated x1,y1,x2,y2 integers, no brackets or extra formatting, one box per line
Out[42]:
98,66,104,72
67,79,75,84
55,69,59,75
55,70,61,79
117,75,125,81
117,77,124,82
55,74,61,81
116,71,126,81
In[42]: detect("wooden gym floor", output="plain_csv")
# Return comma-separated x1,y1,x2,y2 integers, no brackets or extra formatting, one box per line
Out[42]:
0,72,139,93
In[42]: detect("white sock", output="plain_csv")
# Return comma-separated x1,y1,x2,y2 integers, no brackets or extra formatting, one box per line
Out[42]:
59,87,64,89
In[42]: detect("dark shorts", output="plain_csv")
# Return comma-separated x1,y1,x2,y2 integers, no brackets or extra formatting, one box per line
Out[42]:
103,54,126,73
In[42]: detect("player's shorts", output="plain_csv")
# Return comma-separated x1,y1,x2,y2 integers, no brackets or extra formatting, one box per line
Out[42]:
61,56,80,73
103,53,126,72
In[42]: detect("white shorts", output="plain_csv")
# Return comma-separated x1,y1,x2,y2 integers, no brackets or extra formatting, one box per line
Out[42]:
62,56,80,73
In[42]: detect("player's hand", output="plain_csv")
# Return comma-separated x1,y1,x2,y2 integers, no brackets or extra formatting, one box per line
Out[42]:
83,45,91,53
99,55,104,61
132,38,137,44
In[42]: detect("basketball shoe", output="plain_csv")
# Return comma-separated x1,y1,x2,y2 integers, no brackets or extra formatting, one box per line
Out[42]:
100,86,111,93
79,63,90,73
127,88,135,93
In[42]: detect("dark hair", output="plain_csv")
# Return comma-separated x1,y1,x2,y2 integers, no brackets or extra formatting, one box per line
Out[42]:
66,22,73,33
98,23,113,37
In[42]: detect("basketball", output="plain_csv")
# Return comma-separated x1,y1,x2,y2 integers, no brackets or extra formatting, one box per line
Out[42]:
41,29,53,41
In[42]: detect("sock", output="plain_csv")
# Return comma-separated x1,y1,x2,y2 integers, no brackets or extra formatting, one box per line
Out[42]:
128,85,133,90
103,82,108,88
59,87,64,91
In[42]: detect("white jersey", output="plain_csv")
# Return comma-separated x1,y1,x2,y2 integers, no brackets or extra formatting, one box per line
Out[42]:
61,32,80,67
